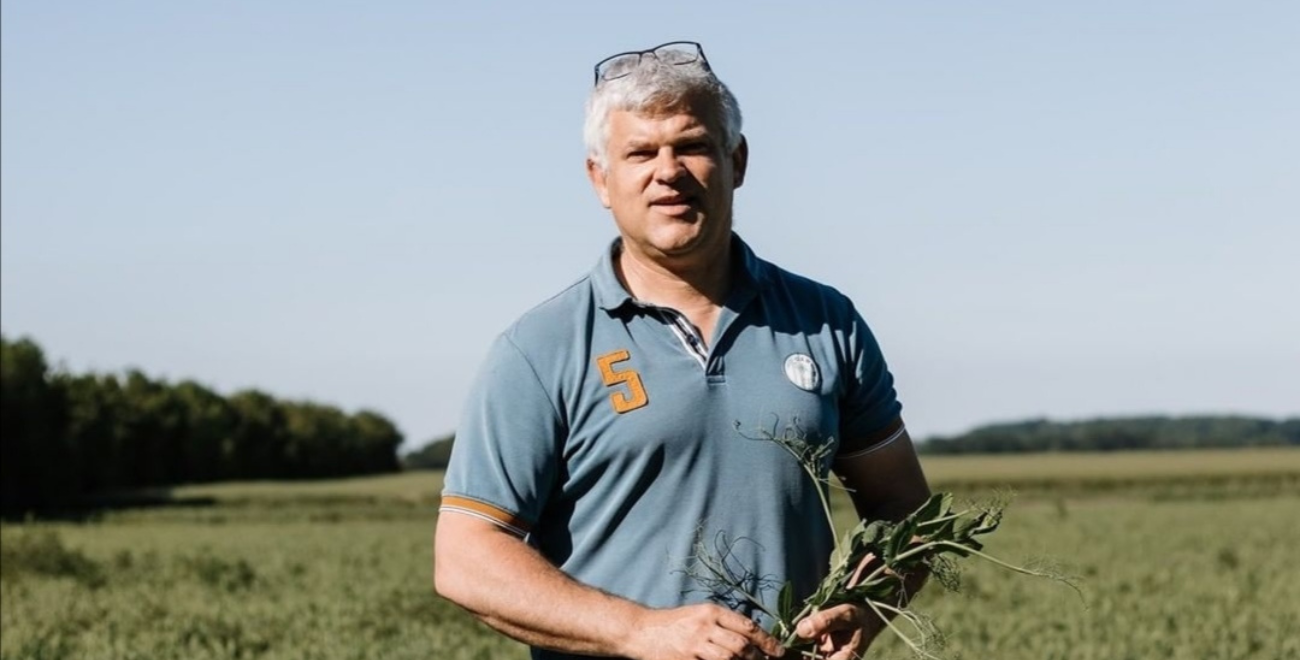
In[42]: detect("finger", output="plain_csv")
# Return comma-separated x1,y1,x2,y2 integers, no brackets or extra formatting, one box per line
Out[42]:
713,610,785,658
829,629,865,660
706,628,751,657
819,636,837,654
795,604,863,638
827,646,862,660
702,637,764,660
700,641,739,660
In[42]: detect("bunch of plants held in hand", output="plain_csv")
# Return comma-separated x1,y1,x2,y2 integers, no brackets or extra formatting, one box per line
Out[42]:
687,421,1078,659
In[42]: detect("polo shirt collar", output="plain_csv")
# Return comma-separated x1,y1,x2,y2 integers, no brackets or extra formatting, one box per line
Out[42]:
592,233,769,313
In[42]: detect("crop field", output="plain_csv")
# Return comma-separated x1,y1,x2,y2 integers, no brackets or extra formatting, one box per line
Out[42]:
3,448,1299,660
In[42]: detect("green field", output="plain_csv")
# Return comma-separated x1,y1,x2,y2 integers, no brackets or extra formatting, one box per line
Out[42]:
3,448,1299,660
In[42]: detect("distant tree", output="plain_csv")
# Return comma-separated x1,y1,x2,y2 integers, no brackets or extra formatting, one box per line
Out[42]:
402,434,456,470
1,335,72,511
57,373,128,492
1280,418,1300,445
173,380,236,483
281,401,347,478
921,415,1300,454
227,389,289,479
351,410,404,474
119,370,177,487
4,335,409,513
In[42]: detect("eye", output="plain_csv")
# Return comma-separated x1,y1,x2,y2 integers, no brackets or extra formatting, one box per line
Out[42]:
678,141,711,155
625,149,655,162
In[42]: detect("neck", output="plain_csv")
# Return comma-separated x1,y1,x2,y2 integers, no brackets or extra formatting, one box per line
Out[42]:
615,241,733,311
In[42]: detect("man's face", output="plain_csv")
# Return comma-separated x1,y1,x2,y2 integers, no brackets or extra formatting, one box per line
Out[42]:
587,103,747,266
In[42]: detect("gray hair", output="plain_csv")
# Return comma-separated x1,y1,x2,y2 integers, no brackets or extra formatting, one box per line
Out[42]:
583,58,743,171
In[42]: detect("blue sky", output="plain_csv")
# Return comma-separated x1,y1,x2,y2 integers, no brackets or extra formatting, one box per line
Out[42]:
3,1,1297,448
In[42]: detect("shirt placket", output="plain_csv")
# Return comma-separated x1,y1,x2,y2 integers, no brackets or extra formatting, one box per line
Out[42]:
653,308,710,370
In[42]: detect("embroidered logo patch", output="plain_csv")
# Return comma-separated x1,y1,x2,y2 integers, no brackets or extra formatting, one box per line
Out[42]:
784,353,821,392
596,349,649,413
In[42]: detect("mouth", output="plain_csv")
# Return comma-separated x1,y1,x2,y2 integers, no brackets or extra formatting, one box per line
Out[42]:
649,194,697,216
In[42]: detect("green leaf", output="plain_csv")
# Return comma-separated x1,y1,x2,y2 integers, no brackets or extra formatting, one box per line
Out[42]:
915,492,950,522
952,516,980,539
973,509,1003,535
886,517,919,562
778,581,794,621
859,520,890,548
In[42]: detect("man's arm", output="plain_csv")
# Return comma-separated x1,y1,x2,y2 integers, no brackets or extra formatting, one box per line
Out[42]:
835,427,931,524
793,427,932,659
433,512,785,660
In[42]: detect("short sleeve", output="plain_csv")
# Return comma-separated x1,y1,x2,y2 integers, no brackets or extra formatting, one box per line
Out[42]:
441,333,565,536
836,307,904,456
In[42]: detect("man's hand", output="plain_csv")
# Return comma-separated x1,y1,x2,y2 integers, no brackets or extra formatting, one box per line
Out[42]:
625,603,786,660
794,604,882,660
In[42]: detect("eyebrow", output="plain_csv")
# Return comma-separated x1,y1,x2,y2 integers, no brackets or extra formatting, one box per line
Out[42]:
623,128,714,151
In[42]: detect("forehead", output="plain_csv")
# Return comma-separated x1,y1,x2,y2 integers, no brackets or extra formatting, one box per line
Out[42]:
607,107,717,144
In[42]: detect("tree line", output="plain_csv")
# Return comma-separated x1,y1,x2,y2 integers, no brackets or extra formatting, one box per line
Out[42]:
401,433,455,470
399,415,1300,471
2,334,403,514
920,415,1300,454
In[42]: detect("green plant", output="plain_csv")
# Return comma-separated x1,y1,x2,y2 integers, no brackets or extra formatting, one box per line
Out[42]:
0,529,106,589
692,421,1078,659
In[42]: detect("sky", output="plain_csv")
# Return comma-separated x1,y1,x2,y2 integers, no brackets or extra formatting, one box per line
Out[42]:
3,1,1297,449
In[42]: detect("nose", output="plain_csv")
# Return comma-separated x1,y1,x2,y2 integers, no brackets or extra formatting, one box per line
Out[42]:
652,148,686,183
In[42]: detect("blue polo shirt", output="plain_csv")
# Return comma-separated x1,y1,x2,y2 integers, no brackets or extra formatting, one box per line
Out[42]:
441,235,903,657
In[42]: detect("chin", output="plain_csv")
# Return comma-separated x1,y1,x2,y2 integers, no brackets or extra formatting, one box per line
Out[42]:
648,227,702,249
654,234,724,261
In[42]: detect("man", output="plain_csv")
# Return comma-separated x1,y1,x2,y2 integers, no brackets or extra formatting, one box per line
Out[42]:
434,41,931,660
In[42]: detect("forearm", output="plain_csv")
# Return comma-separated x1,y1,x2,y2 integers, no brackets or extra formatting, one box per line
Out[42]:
832,430,934,651
433,513,646,657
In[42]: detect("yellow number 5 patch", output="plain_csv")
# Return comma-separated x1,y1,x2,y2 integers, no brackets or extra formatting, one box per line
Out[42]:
595,349,649,414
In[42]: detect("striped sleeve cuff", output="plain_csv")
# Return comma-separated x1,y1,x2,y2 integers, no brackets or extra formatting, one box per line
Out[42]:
439,495,532,537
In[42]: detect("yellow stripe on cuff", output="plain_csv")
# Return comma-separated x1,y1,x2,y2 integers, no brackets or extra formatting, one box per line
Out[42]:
439,495,531,537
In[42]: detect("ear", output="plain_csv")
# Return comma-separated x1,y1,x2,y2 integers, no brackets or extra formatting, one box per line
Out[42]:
586,158,612,209
731,135,749,189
